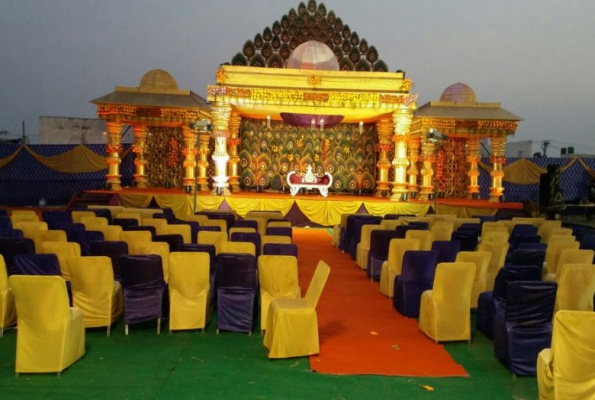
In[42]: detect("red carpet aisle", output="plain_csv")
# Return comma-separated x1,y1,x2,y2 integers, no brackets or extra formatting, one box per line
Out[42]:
293,228,468,377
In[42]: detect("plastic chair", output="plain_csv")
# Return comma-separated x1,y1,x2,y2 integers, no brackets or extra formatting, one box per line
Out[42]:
168,252,210,332
493,281,557,376
263,260,330,358
393,250,439,317
418,261,476,342
0,255,16,336
379,238,420,297
258,255,300,332
455,251,491,308
66,256,123,335
537,310,595,400
9,275,85,374
120,254,167,335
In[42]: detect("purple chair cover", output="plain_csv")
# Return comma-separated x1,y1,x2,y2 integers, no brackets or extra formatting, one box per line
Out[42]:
196,212,235,233
343,215,382,256
230,232,261,258
457,224,481,237
384,214,415,220
120,254,167,326
508,224,538,244
113,218,139,230
0,228,23,239
0,210,7,217
517,242,547,252
180,243,217,305
0,238,35,276
13,253,62,276
262,243,298,258
493,280,557,375
0,217,13,229
215,253,257,333
431,240,461,263
506,235,542,262
509,248,546,267
408,221,429,230
395,225,421,239
580,233,595,262
197,226,221,233
265,226,292,240
41,211,72,229
172,220,199,243
232,220,259,230
90,240,128,282
154,234,184,252
124,225,156,236
393,250,439,317
69,230,105,256
476,264,542,339
451,231,479,251
52,222,85,239
367,230,401,281
152,213,177,223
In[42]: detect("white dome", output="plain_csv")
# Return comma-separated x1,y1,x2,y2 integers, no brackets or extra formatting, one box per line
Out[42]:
286,40,339,71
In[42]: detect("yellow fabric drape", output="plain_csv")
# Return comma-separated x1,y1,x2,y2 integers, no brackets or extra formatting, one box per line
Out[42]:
154,196,194,219
502,158,547,184
295,199,362,226
23,145,108,173
435,205,497,218
226,198,295,218
194,196,225,212
118,194,154,209
363,201,430,217
0,145,23,169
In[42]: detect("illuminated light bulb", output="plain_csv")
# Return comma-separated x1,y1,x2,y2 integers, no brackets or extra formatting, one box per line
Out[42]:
359,121,364,134
320,118,324,132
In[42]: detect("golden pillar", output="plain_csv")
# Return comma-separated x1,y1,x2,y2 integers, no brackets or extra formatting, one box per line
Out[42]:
407,136,421,197
211,102,232,195
181,125,198,191
489,135,507,202
227,112,242,193
105,121,123,191
390,107,413,201
131,124,149,188
374,118,393,197
466,137,481,199
197,130,211,192
419,129,435,201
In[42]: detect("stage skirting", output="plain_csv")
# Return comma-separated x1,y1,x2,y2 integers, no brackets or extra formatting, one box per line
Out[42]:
89,189,523,227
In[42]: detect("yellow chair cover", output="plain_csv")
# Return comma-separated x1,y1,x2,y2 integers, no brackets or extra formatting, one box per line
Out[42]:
451,218,480,231
549,249,595,281
66,256,123,334
537,310,595,400
0,255,17,336
379,238,420,297
197,231,228,254
115,212,142,224
455,251,491,308
11,210,38,216
380,219,405,230
204,219,227,235
246,216,268,238
418,262,476,342
123,208,162,220
10,213,40,225
71,211,96,223
544,241,580,277
430,223,454,242
268,220,292,228
32,230,67,253
229,227,257,237
258,255,300,331
481,230,510,244
129,241,170,281
220,241,256,256
481,221,508,239
554,264,595,313
14,221,48,239
39,241,81,281
120,230,153,248
512,217,545,226
181,214,208,225
263,260,330,358
355,225,384,269
141,218,168,234
162,224,191,244
478,241,510,291
405,230,433,250
261,235,292,253
168,252,210,332
80,216,108,230
538,220,563,243
9,275,85,374
87,224,122,241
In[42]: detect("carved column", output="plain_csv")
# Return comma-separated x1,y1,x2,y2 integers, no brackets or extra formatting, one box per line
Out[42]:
390,106,413,201
227,112,242,193
374,118,393,197
419,128,435,200
489,135,507,202
181,125,198,191
466,137,481,199
197,130,211,192
210,102,232,195
131,124,149,188
407,136,421,197
105,121,123,191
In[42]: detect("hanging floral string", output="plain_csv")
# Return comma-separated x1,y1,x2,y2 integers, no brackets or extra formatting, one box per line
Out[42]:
167,138,180,168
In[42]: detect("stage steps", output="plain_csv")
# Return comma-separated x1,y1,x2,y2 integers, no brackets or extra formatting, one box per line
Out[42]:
67,191,116,210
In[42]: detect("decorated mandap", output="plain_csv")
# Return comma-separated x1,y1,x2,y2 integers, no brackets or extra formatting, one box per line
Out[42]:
92,0,521,204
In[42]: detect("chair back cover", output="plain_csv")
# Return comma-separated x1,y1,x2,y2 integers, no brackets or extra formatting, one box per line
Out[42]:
0,228,23,239
510,248,546,267
0,238,35,275
41,211,71,229
129,241,170,281
14,221,48,239
216,253,257,289
120,230,152,248
69,230,104,256
554,249,594,279
220,241,256,256
162,224,191,244
430,223,454,242
66,256,123,328
481,230,509,244
400,250,440,284
153,234,184,252
80,216,108,230
13,253,62,276
119,254,166,325
258,255,300,330
378,238,420,296
478,240,510,291
404,229,432,251
39,241,81,280
537,310,595,400
509,224,538,243
455,251,491,308
0,255,17,331
367,230,401,277
265,226,292,240
71,210,96,223
115,212,142,224
305,260,331,309
232,220,258,230
9,275,85,373
505,281,557,326
451,230,479,251
112,218,139,230
168,252,210,331
141,218,168,233
554,263,595,312
230,232,261,258
89,240,129,282
431,240,461,264
32,230,67,253
262,243,298,258
197,231,227,254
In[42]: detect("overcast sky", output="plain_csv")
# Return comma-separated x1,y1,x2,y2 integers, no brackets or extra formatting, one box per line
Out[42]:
1,0,594,153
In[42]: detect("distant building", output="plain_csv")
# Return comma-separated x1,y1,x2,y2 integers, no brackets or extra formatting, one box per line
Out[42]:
506,140,542,158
